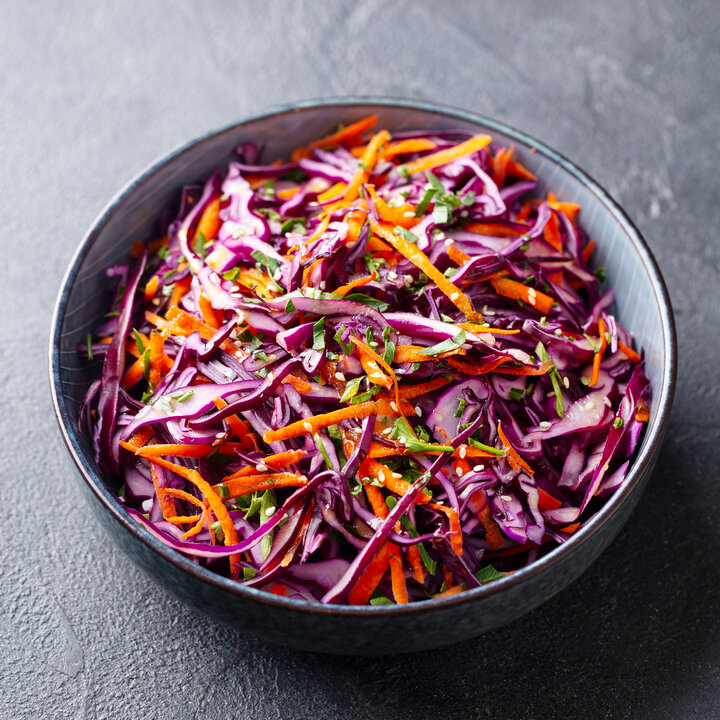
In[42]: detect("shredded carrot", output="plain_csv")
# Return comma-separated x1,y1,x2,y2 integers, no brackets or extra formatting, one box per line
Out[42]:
144,275,159,303
506,159,537,181
537,487,563,512
446,244,470,265
581,238,596,264
636,400,649,423
497,420,534,475
168,276,191,308
332,271,376,297
491,146,511,188
379,137,436,160
589,318,608,387
428,503,463,555
122,358,145,389
399,133,492,176
393,344,466,364
195,195,222,244
434,585,464,599
388,546,409,603
281,375,314,394
291,114,379,162
457,322,521,336
543,211,563,252
371,219,480,321
350,336,401,411
317,182,346,203
276,186,300,201
148,331,164,388
447,355,509,376
150,464,177,520
269,584,288,597
262,398,410,444
618,340,641,363
344,207,368,246
397,376,452,400
548,192,581,223
348,542,391,605
197,292,220,329
406,544,425,584
212,397,258,448
344,130,391,202
361,457,432,504
491,276,555,314
220,472,308,498
363,185,418,229
463,222,528,238
479,506,505,549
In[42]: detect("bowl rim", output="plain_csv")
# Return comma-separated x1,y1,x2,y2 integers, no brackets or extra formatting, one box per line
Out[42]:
49,96,677,618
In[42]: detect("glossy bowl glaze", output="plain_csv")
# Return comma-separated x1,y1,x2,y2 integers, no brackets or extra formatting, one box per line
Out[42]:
50,98,676,654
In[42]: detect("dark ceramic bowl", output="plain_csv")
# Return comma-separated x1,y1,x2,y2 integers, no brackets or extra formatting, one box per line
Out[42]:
50,98,676,655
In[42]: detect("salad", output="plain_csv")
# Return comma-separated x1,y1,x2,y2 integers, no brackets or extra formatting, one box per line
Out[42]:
80,115,651,604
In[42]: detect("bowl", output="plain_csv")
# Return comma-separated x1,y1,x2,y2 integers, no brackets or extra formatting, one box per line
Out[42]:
50,98,676,654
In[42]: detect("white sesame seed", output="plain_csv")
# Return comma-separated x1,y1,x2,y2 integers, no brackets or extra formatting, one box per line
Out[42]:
303,421,313,432
563,376,570,389
388,271,398,280
403,211,415,217
443,237,453,246
460,210,469,218
459,446,467,459
500,494,512,502
377,470,385,482
456,466,464,477
546,391,556,397
527,291,537,307
390,401,398,413
450,292,460,301
319,281,326,290
255,463,268,472
299,475,308,483
215,432,225,439
381,427,393,435
235,351,243,358
473,465,485,473
334,371,346,382
584,400,595,411
267,353,277,362
554,328,563,336
527,288,537,297
604,396,612,408
404,274,414,285
414,406,422,417
266,372,275,382
264,506,276,516
539,421,552,429
152,297,161,306
392,472,403,479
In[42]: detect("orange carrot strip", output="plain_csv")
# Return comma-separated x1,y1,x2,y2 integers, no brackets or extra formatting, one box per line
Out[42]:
479,506,505,549
363,457,432,504
397,376,451,400
497,420,534,475
197,292,220,329
222,450,306,479
428,503,463,555
364,482,389,519
150,464,177,520
636,400,649,423
122,357,145,389
276,186,300,201
163,487,205,508
359,353,392,389
344,207,368,246
147,457,240,573
317,182,347,203
168,276,191,308
137,443,216,459
365,235,394,253
220,472,308,498
195,196,222,243
589,318,608,387
506,159,537,181
491,146,511,188
491,276,555,314
434,586,464,599
144,275,159,303
379,137,436,160
400,133,492,176
393,344,466,364
447,355,509,376
269,584,288,597
388,545,409,604
291,114,379,162
181,509,211,539
543,211,563,252
371,219,480,321
344,130,391,202
446,244,470,265
407,544,425,584
263,399,411,444
363,185,418,229
581,238,596,264
281,375,314,394
618,340,641,363
463,222,528,238
148,331,164,387
332,271,376,297
348,542,392,605
457,322,521,336
548,192,581,223
537,487,563,512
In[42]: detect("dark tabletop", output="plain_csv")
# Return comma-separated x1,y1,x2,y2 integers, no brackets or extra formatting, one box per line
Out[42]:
2,1,718,718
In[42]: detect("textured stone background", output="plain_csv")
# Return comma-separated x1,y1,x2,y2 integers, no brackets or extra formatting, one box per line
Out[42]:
2,1,719,718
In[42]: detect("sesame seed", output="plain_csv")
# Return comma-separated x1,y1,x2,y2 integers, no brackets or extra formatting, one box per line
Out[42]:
392,472,403,479
539,421,551,429
404,274,414,285
215,432,225,439
500,494,512,502
403,211,415,217
388,271,398,280
381,427,393,435
443,237,453,246
390,401,398,413
235,351,243,358
456,467,464,477
554,328,563,336
152,297,161,306
255,463,268,472
264,506,276,516
584,400,594,411
334,371,346,382
303,421,313,432
319,281,326,290
299,475,308,483
415,406,422,417
377,470,385,482
604,396,612,408
563,376,570,389
458,446,467,459
473,465,485,472
266,372,275,382
450,292,460,301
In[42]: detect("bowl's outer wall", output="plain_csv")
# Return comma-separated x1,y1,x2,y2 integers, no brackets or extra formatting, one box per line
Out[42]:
54,100,673,654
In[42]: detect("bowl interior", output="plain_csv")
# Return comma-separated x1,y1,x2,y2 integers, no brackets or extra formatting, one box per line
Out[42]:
52,99,673,613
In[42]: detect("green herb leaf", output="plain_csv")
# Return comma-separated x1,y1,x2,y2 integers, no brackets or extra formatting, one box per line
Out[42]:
86,332,94,360
217,484,230,499
509,387,525,402
382,325,396,365
280,218,306,235
259,490,276,559
312,317,325,351
414,187,437,217
251,250,280,275
370,596,394,605
476,565,505,584
415,329,466,357
333,324,353,355
222,267,240,282
343,293,389,312
387,416,453,454
454,398,467,418
340,376,364,403
243,567,257,581
285,298,297,313
613,417,624,429
393,226,419,245
467,438,505,456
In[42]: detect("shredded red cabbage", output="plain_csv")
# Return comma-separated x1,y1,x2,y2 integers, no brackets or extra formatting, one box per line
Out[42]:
80,118,651,604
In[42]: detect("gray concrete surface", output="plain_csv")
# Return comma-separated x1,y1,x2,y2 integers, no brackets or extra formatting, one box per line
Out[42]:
2,1,718,718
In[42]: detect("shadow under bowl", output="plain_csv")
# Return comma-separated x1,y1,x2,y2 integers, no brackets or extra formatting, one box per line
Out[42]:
50,98,676,655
